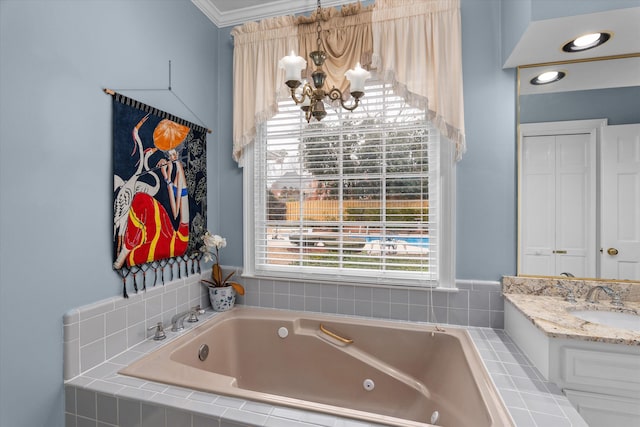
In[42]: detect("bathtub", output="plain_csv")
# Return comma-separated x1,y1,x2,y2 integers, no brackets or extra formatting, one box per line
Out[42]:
119,307,513,427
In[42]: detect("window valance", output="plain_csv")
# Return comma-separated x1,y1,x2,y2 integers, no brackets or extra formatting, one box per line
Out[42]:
231,0,465,163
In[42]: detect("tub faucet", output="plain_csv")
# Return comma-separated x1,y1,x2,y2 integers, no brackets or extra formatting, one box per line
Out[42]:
585,285,624,307
170,306,201,332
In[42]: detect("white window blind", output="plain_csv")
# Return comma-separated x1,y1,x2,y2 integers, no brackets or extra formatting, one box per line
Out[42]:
253,80,440,286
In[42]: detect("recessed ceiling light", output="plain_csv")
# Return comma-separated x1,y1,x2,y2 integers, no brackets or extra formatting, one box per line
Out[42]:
562,32,611,52
530,71,566,85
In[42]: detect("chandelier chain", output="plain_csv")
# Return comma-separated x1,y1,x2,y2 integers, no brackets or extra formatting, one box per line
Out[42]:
316,0,322,52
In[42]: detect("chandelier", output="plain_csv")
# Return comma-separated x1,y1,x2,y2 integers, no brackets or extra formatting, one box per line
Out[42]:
278,0,371,122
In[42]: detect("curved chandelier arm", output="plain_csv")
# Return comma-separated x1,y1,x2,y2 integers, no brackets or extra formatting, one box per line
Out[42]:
327,87,361,112
289,84,315,105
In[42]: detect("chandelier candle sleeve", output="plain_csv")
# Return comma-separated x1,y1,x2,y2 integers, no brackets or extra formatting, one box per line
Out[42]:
279,51,307,83
345,63,371,94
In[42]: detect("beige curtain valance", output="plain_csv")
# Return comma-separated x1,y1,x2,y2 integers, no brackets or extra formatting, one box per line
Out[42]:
372,0,465,159
297,3,373,96
231,16,298,162
231,0,465,163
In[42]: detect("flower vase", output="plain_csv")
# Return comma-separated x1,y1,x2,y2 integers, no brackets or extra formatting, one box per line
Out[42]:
209,286,236,312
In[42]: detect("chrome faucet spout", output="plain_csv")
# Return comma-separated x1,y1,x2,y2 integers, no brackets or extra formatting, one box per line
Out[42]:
585,285,624,307
170,306,203,332
170,311,190,332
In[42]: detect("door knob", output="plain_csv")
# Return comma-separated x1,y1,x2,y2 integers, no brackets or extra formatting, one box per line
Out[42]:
607,248,619,256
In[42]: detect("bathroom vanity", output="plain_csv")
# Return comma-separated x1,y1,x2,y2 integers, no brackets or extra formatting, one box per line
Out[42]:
503,276,640,427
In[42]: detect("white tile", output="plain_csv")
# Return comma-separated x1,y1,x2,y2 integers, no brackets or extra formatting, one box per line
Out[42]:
64,309,80,325
105,330,127,360
127,301,145,327
182,400,227,418
96,393,118,425
89,380,125,395
80,315,105,347
145,294,162,319
79,300,115,320
116,386,157,401
64,339,81,380
126,322,146,348
65,322,80,342
105,307,127,336
76,388,96,419
80,339,106,373
151,393,188,408
117,397,141,427
84,363,121,380
222,408,269,426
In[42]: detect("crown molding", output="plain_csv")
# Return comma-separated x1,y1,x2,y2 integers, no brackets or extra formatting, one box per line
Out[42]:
191,0,360,28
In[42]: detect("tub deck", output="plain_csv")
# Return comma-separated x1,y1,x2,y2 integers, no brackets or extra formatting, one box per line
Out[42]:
119,307,514,427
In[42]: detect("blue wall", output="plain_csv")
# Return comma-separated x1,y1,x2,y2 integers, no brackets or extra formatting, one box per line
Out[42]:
0,1,219,426
457,0,517,279
521,87,640,125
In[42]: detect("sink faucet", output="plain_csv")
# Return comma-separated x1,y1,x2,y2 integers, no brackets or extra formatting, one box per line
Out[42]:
585,285,624,307
170,306,201,332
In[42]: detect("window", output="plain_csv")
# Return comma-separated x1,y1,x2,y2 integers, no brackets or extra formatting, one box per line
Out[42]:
243,79,456,288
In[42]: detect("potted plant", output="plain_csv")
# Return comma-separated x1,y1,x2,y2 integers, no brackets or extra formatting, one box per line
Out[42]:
200,232,245,311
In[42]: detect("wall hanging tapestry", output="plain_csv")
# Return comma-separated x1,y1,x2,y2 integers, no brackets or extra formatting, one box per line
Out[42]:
109,91,208,297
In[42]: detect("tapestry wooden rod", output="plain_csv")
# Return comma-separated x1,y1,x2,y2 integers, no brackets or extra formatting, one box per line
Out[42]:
103,88,212,134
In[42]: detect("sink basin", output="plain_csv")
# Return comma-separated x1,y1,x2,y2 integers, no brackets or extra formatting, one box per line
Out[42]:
569,310,640,332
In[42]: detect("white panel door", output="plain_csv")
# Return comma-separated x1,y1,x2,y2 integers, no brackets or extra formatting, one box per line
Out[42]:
521,136,555,275
601,124,640,280
520,133,595,277
555,134,594,277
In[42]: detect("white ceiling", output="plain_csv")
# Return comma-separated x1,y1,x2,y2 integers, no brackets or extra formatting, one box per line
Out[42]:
504,7,640,67
191,0,359,28
509,7,640,95
191,1,640,94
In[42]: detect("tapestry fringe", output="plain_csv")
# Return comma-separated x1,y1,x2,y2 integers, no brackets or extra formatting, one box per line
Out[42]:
114,253,202,298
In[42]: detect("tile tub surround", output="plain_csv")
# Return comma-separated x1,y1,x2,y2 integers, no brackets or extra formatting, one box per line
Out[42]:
236,276,506,329
63,273,210,380
502,276,640,345
65,311,587,427
64,272,505,381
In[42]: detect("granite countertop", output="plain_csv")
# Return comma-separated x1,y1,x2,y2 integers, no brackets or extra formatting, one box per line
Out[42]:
502,276,640,346
504,293,640,345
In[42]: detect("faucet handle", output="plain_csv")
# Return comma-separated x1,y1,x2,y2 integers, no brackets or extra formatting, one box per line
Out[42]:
610,293,624,307
147,322,167,341
555,282,576,303
188,306,200,323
